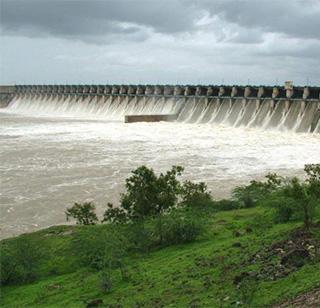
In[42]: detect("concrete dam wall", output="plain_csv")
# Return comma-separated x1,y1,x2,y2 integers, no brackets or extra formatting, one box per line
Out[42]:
1,84,320,133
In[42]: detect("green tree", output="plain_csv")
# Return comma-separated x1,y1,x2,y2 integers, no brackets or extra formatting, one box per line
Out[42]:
232,173,283,208
104,165,184,223
102,203,128,224
65,202,98,225
0,238,42,285
179,180,212,208
72,226,129,273
281,164,320,230
263,164,320,230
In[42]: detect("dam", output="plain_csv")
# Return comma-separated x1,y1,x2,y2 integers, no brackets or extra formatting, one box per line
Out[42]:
1,84,320,132
1,84,320,239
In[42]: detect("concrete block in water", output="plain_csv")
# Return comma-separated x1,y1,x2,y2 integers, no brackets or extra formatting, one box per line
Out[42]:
124,114,178,123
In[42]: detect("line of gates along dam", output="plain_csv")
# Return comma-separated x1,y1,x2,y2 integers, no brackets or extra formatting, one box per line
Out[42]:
0,84,319,133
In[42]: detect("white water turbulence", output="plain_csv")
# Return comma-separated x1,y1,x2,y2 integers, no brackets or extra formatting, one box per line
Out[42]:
6,95,184,121
177,97,320,133
1,95,320,238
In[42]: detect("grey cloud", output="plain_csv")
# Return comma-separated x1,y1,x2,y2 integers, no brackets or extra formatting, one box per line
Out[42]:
256,39,320,60
1,0,318,44
198,0,320,40
0,0,200,42
1,0,319,85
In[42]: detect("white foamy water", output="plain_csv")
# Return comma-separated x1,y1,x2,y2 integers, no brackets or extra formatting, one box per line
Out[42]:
1,97,320,238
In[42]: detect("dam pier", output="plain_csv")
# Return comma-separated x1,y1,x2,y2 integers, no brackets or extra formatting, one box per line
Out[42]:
1,84,320,132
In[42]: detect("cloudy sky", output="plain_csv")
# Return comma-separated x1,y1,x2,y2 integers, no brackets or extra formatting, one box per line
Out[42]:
0,0,319,85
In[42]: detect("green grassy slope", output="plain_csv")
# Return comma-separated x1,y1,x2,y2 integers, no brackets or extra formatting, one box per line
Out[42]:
2,207,320,308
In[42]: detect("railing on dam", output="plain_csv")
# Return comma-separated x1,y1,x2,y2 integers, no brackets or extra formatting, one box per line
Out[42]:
2,84,320,101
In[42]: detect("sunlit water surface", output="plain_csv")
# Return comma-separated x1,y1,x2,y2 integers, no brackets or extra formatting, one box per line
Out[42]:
1,112,320,238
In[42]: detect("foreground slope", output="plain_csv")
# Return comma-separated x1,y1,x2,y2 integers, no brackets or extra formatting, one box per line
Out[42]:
1,207,320,307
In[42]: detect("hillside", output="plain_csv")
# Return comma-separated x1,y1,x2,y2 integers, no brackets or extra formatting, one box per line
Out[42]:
2,206,320,308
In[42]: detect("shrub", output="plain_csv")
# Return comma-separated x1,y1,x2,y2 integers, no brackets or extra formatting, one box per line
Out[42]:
125,222,153,253
0,238,42,285
262,164,320,230
103,165,217,224
232,173,283,208
262,194,297,224
102,203,128,224
281,177,318,230
72,226,129,271
151,210,202,247
274,203,294,223
65,202,98,225
179,180,212,208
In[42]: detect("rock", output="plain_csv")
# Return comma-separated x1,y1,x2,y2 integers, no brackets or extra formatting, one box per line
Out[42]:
281,249,310,268
274,287,320,307
275,248,285,255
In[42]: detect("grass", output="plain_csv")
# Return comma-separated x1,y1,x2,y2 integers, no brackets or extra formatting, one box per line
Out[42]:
1,207,320,308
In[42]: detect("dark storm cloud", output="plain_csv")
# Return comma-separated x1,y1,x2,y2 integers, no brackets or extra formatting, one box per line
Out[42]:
0,0,200,42
1,0,319,43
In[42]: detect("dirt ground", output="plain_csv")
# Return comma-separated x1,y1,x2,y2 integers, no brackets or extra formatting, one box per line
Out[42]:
275,288,320,308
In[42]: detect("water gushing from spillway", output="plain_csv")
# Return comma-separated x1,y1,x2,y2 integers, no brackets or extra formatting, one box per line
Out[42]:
177,97,320,133
5,95,183,120
5,94,320,133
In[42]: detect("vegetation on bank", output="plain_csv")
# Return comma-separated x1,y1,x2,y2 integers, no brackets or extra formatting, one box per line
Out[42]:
1,164,320,307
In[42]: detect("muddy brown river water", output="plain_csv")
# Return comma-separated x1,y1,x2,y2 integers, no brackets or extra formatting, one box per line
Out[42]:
1,111,320,239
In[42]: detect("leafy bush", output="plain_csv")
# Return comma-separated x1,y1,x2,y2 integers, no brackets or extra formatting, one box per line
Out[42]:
262,192,298,223
71,226,128,271
262,164,320,230
232,173,283,208
102,203,128,224
103,165,217,224
281,177,318,230
179,180,212,208
65,202,98,225
125,222,153,253
274,203,294,223
120,165,183,220
103,165,184,223
0,238,42,285
151,210,202,247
